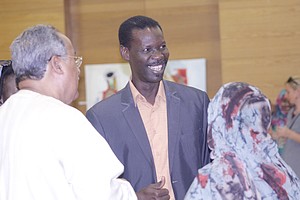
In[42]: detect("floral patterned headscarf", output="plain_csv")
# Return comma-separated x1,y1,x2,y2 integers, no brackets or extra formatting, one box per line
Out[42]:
185,82,300,200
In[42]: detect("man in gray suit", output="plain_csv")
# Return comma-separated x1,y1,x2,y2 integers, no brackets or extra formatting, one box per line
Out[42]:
86,15,210,200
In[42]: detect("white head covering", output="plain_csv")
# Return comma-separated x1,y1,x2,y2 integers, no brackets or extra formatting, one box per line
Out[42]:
185,82,300,200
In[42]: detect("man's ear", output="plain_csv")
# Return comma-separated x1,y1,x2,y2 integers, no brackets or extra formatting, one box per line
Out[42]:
49,56,64,74
120,45,129,61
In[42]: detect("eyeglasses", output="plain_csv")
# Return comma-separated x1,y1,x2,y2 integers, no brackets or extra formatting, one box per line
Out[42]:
0,60,12,68
60,55,83,69
287,77,299,86
48,55,83,69
0,60,12,77
64,55,83,69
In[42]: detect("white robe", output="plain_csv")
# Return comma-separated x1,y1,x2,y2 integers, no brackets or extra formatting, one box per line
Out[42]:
0,90,137,200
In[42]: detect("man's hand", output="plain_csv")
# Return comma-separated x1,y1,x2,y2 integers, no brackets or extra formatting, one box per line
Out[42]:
136,177,170,200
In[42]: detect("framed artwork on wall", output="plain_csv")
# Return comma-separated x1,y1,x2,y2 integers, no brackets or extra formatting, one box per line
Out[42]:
85,58,206,110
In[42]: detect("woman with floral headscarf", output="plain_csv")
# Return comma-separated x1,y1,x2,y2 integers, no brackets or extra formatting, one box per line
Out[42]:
185,82,300,200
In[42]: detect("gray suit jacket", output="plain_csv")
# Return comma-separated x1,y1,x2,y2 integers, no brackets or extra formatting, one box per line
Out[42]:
86,80,210,199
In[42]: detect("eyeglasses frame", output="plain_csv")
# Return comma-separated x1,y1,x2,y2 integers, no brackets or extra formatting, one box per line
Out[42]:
0,60,12,68
63,55,83,69
287,77,299,86
48,55,83,69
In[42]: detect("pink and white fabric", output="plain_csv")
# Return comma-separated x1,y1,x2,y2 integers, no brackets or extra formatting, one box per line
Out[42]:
185,82,300,200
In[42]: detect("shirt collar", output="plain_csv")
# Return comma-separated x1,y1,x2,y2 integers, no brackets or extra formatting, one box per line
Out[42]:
129,81,166,107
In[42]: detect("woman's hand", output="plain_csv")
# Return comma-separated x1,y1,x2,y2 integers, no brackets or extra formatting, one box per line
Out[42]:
276,126,290,138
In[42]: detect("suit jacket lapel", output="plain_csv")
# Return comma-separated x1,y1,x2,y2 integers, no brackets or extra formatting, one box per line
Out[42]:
164,81,181,172
121,83,155,168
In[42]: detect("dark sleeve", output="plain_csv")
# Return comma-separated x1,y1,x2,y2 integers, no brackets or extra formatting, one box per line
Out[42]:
201,92,211,166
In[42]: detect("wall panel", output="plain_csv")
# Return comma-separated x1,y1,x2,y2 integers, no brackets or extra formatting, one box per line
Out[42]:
219,0,300,103
67,0,221,113
0,0,65,59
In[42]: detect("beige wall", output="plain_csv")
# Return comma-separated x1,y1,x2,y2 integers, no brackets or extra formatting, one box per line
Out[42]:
1,0,300,113
0,0,65,59
219,0,300,103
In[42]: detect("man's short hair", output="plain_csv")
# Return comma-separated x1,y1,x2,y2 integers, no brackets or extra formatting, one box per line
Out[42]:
118,15,162,48
10,24,67,84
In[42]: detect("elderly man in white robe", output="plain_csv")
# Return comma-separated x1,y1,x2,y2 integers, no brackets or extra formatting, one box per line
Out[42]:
0,24,137,200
